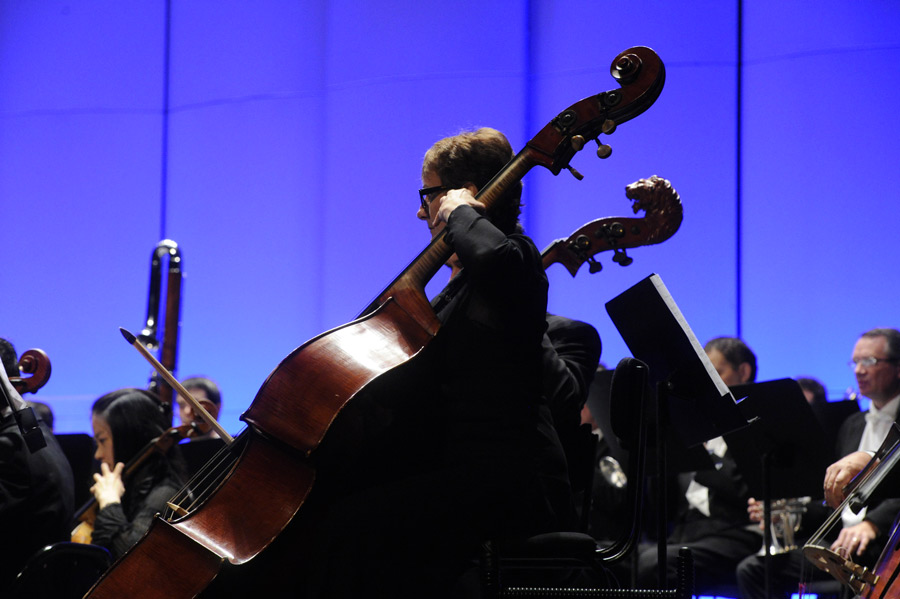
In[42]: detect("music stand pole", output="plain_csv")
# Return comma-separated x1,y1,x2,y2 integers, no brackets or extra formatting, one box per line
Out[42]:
763,452,772,599
656,380,669,590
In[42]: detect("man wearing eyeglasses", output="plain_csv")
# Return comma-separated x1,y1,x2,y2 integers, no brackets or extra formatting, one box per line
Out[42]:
823,328,900,549
290,127,596,599
418,128,603,508
737,327,900,599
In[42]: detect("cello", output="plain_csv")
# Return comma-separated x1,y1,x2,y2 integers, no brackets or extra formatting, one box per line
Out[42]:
802,424,900,597
83,46,665,598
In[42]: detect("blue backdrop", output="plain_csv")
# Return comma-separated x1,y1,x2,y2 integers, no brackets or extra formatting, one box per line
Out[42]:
1,1,899,435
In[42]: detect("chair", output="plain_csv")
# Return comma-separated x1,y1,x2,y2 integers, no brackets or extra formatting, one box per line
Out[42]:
7,541,112,599
480,357,676,598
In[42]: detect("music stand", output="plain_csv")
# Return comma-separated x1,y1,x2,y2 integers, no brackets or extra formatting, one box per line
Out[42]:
588,369,711,474
727,379,832,500
605,273,749,588
725,379,833,596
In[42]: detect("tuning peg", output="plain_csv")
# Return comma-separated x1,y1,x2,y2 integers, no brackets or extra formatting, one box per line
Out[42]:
596,143,613,159
601,119,617,135
565,165,584,180
571,235,590,252
570,135,586,151
612,249,632,266
587,257,603,273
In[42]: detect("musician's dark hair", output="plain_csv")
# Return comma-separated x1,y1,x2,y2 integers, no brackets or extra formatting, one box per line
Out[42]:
704,336,757,382
422,127,521,235
861,328,900,361
796,377,827,405
92,388,170,464
181,376,222,406
0,337,18,379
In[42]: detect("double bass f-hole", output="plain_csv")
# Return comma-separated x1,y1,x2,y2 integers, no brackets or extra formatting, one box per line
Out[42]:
138,240,183,420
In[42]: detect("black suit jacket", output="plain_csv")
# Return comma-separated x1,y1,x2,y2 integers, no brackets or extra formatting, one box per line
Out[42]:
542,314,601,474
671,448,752,543
0,417,75,591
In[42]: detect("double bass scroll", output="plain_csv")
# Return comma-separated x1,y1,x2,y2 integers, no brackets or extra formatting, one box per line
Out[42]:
541,175,682,275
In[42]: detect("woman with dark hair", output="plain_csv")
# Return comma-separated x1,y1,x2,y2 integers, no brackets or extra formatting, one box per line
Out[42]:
89,388,185,559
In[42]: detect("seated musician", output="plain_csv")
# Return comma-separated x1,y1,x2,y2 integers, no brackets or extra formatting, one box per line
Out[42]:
737,328,900,598
86,388,187,559
0,338,75,593
175,376,222,440
291,127,579,599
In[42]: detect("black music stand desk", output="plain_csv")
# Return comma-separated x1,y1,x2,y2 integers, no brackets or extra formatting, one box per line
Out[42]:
606,273,750,588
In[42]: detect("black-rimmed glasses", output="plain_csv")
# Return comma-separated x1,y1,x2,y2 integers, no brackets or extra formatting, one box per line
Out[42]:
418,185,448,213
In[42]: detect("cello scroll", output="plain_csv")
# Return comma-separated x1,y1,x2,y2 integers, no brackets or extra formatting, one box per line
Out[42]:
10,348,52,395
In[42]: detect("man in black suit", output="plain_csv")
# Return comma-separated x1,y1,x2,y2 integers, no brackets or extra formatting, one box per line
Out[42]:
543,313,602,503
737,327,900,598
0,339,75,592
281,128,579,599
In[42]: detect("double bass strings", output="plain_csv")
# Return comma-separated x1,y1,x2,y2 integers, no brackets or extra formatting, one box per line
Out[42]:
164,431,247,520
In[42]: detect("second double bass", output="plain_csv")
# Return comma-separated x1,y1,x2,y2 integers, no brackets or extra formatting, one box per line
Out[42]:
85,46,666,598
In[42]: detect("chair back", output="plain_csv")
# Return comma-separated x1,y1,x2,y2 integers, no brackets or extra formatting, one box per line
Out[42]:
596,356,650,563
8,541,111,599
567,422,599,531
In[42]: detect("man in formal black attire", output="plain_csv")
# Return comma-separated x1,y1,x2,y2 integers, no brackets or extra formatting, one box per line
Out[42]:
543,314,602,511
0,338,75,592
277,128,580,599
737,327,900,598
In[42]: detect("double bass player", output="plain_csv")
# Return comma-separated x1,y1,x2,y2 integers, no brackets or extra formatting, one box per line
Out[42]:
289,127,582,598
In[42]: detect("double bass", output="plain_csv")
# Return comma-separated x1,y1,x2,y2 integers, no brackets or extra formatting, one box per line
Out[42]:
84,46,666,598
